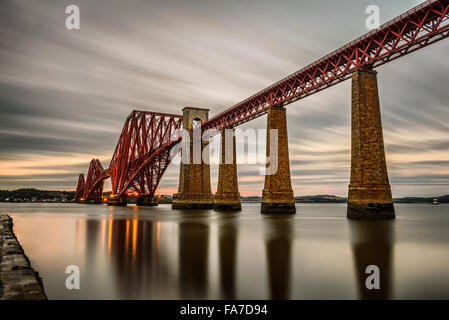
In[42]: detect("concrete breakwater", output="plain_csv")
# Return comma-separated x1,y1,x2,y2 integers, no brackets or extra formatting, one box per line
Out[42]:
0,214,47,300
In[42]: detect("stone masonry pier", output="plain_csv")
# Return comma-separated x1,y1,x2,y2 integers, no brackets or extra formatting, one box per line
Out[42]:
214,128,241,211
0,214,47,300
261,106,296,214
172,107,215,210
347,68,395,219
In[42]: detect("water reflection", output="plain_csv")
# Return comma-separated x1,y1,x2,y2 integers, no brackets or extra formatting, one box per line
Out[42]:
8,203,449,299
178,222,210,299
75,211,395,300
82,215,175,299
349,220,395,300
218,214,238,299
264,215,293,300
85,219,101,267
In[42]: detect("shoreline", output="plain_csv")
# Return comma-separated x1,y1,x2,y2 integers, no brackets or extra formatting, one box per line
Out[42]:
0,214,47,300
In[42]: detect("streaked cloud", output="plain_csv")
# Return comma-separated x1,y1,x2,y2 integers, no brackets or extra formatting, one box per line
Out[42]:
0,0,448,197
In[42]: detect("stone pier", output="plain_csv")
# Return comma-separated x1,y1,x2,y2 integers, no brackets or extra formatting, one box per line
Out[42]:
214,128,241,211
107,196,127,206
261,106,296,214
83,199,103,204
0,215,47,300
348,68,395,219
136,196,158,207
172,107,214,210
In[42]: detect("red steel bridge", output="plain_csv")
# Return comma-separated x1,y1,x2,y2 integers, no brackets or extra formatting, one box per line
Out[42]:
76,0,449,203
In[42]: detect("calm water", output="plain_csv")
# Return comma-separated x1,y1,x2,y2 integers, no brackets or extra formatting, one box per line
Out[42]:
1,203,449,300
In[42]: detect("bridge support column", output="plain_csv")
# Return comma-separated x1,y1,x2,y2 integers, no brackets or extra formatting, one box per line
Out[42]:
214,128,241,211
172,107,214,210
261,106,295,214
107,196,127,206
348,68,395,219
136,196,158,207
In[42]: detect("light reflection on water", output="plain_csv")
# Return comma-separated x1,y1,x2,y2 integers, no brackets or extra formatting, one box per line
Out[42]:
2,203,449,299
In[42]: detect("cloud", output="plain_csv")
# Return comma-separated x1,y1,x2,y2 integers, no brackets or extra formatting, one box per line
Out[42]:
0,0,448,197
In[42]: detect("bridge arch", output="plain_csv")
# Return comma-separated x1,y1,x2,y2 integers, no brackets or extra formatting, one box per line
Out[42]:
108,111,183,202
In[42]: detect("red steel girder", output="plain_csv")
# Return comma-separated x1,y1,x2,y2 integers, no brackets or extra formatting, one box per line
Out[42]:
75,174,85,201
83,159,108,201
202,0,449,135
108,110,183,198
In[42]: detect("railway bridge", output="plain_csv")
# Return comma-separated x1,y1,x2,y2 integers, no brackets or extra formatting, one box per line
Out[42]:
75,0,449,219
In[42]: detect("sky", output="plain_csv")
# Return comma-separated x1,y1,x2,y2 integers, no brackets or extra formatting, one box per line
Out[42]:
1,0,448,197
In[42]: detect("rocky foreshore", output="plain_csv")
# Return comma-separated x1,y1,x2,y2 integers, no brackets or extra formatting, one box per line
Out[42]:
0,214,47,300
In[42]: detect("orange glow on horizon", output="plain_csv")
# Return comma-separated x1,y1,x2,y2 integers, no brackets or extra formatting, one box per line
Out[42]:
0,153,109,176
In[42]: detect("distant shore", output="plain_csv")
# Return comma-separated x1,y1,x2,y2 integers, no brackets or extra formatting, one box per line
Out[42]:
1,188,448,204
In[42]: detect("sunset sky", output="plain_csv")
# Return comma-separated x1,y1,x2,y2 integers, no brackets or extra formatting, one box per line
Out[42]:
1,0,448,197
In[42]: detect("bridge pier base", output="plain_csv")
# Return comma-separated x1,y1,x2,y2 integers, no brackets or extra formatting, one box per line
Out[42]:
87,200,103,204
136,197,158,207
214,128,241,212
348,68,395,220
172,107,214,210
81,199,102,204
261,106,296,214
107,197,127,206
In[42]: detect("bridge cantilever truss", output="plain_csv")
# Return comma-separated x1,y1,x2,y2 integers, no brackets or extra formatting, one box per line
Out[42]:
78,111,182,202
76,0,449,203
82,159,108,202
75,174,85,202
108,111,183,199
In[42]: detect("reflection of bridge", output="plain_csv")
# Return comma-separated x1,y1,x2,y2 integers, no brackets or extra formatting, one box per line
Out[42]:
77,213,395,299
76,0,449,219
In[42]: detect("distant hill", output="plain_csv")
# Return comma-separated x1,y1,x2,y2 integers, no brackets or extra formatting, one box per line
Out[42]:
241,195,346,203
0,188,75,202
295,195,347,203
243,194,449,203
394,195,449,203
